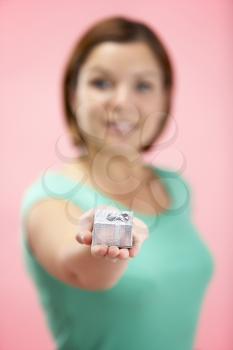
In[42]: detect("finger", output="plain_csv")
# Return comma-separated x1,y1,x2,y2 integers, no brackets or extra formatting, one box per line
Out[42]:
133,216,148,229
77,208,95,232
118,248,129,260
129,243,140,258
91,244,108,258
104,246,120,263
76,208,96,245
133,218,149,239
107,246,119,258
75,230,92,245
104,256,119,263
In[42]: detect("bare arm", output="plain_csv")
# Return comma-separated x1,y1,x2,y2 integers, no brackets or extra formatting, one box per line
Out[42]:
26,200,147,291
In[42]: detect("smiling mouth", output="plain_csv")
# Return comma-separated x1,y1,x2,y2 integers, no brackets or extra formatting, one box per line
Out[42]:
104,121,137,136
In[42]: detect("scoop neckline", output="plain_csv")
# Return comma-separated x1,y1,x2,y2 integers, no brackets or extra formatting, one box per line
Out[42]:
46,164,175,219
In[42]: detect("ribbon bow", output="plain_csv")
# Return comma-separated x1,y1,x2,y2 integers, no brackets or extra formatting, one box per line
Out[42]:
106,212,129,222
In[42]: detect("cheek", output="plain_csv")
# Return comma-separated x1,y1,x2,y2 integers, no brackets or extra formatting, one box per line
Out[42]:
79,84,108,104
139,104,164,143
75,101,107,140
76,86,108,119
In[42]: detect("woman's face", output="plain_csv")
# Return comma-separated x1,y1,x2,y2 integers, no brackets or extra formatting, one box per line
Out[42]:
73,41,168,153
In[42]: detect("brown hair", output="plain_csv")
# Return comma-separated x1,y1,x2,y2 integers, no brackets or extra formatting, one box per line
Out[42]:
62,15,175,153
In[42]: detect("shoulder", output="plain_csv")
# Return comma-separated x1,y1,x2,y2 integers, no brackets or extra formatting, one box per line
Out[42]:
20,167,73,220
23,163,85,201
21,172,47,217
20,158,89,220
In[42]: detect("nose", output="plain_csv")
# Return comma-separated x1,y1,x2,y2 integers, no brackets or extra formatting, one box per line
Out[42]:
104,84,141,125
107,85,133,115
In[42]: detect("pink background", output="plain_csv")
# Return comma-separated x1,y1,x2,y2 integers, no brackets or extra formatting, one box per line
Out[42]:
1,1,232,349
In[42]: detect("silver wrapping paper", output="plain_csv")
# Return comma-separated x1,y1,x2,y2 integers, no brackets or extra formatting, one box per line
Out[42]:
92,208,133,248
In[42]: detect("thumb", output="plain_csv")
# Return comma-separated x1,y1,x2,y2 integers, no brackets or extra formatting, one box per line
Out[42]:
75,208,95,245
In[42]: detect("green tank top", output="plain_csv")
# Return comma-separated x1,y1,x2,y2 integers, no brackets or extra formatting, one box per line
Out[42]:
20,165,215,350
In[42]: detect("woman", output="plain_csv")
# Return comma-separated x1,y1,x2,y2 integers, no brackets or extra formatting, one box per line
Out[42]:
21,15,215,350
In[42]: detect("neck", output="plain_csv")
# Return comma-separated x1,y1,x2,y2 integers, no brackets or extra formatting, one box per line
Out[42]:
78,142,152,198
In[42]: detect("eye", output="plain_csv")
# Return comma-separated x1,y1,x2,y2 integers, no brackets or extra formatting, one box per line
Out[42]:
89,78,112,90
136,82,153,92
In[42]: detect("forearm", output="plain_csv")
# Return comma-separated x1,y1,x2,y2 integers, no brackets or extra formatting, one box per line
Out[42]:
61,243,129,291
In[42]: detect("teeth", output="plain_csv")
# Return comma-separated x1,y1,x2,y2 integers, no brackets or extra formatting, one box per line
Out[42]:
108,121,135,134
116,123,133,132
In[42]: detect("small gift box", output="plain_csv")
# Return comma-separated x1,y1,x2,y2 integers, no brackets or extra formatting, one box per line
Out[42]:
92,208,133,248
